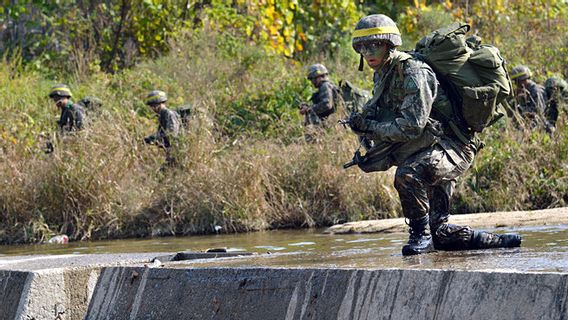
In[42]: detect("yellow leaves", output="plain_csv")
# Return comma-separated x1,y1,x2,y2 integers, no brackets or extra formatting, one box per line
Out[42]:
294,40,303,52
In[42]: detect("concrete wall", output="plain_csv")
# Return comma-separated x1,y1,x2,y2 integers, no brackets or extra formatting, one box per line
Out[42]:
0,270,31,320
86,267,568,320
0,267,100,320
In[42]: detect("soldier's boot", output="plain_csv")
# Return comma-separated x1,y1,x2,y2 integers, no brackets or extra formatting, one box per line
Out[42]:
432,223,476,251
432,223,522,250
402,216,435,256
471,231,522,249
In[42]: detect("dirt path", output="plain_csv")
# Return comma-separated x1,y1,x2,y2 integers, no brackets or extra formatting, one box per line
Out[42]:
324,207,568,234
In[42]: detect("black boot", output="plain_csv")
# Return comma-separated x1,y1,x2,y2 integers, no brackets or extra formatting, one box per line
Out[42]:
432,224,522,250
402,216,435,256
432,223,475,251
471,231,522,249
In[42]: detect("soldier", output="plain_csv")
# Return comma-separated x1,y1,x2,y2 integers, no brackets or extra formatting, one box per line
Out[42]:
48,84,85,133
143,90,181,167
510,65,548,129
544,76,568,128
346,14,521,256
45,84,86,153
299,64,340,142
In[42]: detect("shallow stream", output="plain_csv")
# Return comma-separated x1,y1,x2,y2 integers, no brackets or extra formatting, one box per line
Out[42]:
1,225,567,272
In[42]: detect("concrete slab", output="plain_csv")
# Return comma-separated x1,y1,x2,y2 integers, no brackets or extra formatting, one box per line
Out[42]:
86,267,568,320
0,252,253,320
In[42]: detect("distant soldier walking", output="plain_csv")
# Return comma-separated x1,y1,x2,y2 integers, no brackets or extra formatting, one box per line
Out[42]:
299,64,340,142
143,90,181,167
45,84,86,153
510,65,548,129
49,84,85,133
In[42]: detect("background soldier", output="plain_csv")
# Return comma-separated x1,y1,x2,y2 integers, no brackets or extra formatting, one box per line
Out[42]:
510,65,548,129
48,84,85,133
299,63,340,142
45,84,86,153
347,14,521,256
544,76,568,128
143,90,181,167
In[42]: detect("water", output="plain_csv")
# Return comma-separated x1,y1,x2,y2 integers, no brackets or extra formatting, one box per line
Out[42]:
1,225,567,272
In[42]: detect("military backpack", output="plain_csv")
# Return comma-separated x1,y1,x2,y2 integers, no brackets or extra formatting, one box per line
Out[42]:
414,22,512,134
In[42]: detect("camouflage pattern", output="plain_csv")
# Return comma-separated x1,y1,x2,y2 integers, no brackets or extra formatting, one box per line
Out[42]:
144,107,181,166
352,50,519,251
510,65,531,81
304,81,336,125
306,64,328,79
352,14,402,48
145,90,168,105
544,76,568,127
49,84,73,98
58,101,85,132
515,79,547,127
145,107,181,149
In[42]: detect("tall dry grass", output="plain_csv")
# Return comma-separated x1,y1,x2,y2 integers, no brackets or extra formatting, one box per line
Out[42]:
1,28,567,244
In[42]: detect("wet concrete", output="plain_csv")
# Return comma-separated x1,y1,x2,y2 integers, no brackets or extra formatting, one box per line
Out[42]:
0,252,251,320
86,267,568,320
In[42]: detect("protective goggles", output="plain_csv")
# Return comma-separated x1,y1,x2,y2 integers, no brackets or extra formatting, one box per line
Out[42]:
353,42,385,55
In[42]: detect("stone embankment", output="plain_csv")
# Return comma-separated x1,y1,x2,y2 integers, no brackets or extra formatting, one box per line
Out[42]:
324,207,568,234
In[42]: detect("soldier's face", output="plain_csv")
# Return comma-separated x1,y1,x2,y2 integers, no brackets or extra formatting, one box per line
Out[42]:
149,103,164,114
356,42,389,69
51,96,68,109
310,76,323,88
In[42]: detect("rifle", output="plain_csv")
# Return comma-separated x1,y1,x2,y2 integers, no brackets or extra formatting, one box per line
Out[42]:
342,141,399,170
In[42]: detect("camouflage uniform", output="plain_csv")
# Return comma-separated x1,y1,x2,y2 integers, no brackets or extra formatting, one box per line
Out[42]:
359,51,476,228
304,80,337,126
145,107,181,165
58,101,85,132
350,14,520,255
516,80,547,125
544,77,568,127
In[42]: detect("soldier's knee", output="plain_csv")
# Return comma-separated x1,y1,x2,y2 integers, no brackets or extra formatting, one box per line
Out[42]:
394,167,419,191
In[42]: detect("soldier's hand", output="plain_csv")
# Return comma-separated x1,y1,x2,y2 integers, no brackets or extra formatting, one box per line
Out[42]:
348,112,367,132
299,106,309,115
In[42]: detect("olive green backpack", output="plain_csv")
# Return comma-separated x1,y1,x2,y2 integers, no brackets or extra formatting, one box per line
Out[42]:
414,22,512,133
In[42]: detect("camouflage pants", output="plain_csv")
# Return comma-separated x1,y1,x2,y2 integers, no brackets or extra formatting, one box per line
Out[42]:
393,141,476,224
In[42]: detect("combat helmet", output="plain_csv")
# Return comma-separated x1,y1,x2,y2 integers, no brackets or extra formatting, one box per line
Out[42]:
306,64,328,80
352,14,402,49
352,14,401,71
145,90,167,105
48,84,72,98
545,76,567,91
510,65,532,81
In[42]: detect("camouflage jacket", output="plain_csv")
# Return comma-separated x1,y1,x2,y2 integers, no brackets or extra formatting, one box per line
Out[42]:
147,107,181,148
305,80,338,126
516,80,546,116
58,101,85,132
359,51,470,165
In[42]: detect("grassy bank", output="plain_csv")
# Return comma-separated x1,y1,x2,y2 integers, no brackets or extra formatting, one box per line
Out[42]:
1,27,567,244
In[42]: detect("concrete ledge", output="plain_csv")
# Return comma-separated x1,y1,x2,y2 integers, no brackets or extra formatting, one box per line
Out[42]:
325,207,568,234
86,267,568,320
0,252,252,320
